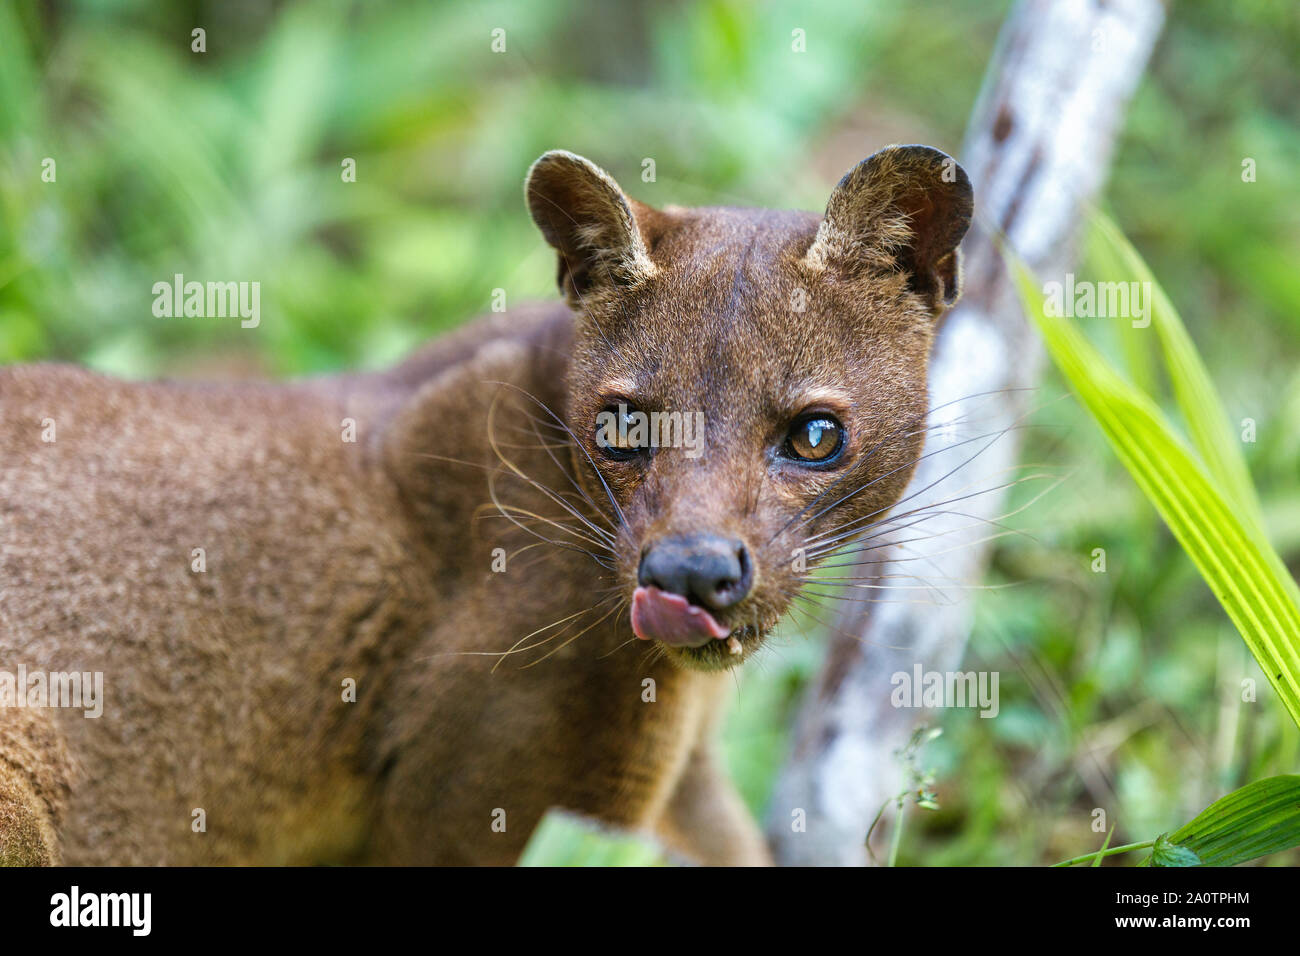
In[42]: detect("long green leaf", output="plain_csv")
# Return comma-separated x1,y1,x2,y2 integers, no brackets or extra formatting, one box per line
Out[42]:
1083,218,1156,398
1011,261,1300,729
1147,775,1300,867
1090,212,1267,534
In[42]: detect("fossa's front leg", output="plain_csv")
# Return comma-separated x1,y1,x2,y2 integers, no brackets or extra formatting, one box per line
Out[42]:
656,743,772,866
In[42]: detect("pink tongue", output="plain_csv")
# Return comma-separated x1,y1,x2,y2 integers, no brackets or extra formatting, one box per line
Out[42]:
631,586,730,647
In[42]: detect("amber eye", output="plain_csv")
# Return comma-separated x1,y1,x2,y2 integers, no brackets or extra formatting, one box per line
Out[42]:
595,403,644,460
784,415,845,463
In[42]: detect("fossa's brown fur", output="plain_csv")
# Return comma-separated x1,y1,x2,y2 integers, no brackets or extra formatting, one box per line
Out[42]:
0,145,971,865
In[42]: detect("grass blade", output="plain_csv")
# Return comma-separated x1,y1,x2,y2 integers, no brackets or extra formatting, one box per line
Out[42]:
1011,258,1300,730
1090,212,1266,534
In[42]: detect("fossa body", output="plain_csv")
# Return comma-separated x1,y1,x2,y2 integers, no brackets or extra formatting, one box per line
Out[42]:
0,145,972,865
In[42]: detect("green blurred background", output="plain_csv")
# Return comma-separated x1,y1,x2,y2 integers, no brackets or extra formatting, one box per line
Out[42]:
2,0,1297,864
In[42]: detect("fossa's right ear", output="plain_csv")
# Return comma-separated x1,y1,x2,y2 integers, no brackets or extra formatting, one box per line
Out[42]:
526,150,656,307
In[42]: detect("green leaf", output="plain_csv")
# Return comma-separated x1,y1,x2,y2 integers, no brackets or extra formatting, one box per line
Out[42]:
1010,257,1300,730
1089,212,1266,533
517,809,677,867
1147,776,1300,867
1150,833,1202,867
1082,218,1155,397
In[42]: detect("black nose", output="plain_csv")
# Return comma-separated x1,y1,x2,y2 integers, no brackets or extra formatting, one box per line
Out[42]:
638,534,753,611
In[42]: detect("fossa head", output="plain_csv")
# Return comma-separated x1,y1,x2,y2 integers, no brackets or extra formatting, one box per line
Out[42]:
525,145,972,669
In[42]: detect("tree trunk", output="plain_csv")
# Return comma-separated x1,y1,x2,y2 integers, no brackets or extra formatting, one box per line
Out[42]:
767,0,1165,866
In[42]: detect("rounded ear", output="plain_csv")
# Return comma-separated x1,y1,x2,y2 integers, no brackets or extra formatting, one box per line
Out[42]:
525,150,656,306
805,144,973,315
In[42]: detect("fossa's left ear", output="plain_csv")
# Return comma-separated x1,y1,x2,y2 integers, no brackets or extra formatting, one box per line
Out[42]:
805,144,973,316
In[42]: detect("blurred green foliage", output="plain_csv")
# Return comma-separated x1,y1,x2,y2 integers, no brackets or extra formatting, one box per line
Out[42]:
518,809,676,866
2,0,1297,864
